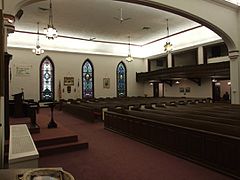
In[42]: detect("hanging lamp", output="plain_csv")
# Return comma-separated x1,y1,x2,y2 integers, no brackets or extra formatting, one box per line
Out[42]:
44,0,58,39
32,22,44,55
164,19,173,53
126,36,134,62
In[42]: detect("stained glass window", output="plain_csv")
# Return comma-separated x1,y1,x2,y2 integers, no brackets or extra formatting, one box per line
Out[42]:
82,59,94,99
117,62,127,97
40,56,54,101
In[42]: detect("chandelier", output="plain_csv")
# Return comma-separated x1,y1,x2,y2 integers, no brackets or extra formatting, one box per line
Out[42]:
44,0,58,39
164,19,173,53
32,22,44,55
126,36,134,62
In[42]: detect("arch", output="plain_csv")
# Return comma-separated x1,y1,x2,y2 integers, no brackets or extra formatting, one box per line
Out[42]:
116,61,127,97
82,59,94,99
116,0,237,52
10,0,239,53
40,55,55,101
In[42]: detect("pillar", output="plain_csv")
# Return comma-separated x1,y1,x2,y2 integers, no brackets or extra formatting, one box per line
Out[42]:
198,46,204,65
0,8,4,169
0,13,15,168
229,51,240,104
167,53,172,68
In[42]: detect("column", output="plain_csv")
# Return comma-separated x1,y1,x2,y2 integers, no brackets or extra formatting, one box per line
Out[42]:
0,9,4,169
167,53,172,68
3,14,15,140
229,51,240,104
198,46,204,64
0,13,15,168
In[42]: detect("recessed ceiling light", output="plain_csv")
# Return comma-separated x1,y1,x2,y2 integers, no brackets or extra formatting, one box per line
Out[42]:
38,7,49,11
142,26,151,30
89,37,96,41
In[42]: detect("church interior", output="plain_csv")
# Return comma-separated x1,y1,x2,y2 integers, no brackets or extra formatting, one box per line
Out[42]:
0,0,240,179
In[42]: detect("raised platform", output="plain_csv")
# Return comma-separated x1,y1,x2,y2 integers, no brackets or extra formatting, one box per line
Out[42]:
9,109,88,158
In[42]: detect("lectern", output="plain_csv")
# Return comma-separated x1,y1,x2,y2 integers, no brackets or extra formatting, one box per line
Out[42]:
12,92,24,118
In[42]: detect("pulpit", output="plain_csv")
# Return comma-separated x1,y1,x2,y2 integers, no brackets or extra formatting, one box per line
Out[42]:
12,92,25,118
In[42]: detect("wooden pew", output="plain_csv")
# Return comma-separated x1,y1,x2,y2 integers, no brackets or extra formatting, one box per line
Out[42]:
104,110,240,179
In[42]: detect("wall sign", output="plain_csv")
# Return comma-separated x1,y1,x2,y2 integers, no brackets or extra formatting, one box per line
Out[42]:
64,77,74,86
103,78,110,89
15,64,32,77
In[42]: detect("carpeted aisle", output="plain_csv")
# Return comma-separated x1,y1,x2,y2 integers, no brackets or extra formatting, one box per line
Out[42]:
38,108,234,180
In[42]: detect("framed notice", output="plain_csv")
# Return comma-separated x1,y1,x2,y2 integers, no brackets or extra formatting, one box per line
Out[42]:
64,77,74,86
16,65,32,77
103,78,110,89
179,87,185,93
185,87,191,93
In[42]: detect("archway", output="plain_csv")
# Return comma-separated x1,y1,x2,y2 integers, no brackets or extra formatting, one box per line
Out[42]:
13,0,238,52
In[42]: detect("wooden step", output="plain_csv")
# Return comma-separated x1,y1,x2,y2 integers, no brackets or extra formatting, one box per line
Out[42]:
38,141,88,156
34,135,78,148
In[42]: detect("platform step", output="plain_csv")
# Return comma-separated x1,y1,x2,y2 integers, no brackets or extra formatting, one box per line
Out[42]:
34,135,78,148
38,141,88,156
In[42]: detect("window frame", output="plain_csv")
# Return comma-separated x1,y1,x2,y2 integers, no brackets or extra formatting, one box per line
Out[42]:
82,59,94,99
39,56,55,102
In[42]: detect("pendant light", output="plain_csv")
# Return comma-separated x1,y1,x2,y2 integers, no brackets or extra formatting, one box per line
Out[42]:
32,22,44,55
44,0,58,39
164,19,173,53
126,36,134,62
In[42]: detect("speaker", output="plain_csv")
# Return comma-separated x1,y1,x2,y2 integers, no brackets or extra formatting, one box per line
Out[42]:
15,9,24,20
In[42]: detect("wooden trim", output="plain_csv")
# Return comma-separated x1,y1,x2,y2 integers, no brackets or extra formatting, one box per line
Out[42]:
0,10,3,96
14,25,203,48
137,61,230,82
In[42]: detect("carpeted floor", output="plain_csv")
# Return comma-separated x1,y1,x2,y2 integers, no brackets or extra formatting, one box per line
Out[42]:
37,108,234,180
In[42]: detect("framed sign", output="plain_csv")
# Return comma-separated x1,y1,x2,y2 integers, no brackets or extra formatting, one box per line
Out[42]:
185,87,191,93
64,77,74,86
179,87,185,93
16,64,32,77
103,78,110,89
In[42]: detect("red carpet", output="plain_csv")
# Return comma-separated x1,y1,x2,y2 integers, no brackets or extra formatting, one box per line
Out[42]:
34,108,234,180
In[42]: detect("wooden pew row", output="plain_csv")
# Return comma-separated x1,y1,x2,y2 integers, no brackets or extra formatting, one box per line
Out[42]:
62,103,102,122
137,108,240,127
61,97,211,122
104,110,240,179
161,104,240,119
152,105,240,122
173,103,240,114
123,110,240,137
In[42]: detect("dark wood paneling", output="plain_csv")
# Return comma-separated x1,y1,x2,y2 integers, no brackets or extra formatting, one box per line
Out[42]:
104,111,240,179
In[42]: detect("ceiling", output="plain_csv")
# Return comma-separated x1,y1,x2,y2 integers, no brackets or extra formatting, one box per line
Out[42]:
14,0,199,45
7,0,223,58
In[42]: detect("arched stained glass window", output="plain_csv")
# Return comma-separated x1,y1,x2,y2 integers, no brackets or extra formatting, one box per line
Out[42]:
40,56,55,101
82,59,94,99
117,62,127,97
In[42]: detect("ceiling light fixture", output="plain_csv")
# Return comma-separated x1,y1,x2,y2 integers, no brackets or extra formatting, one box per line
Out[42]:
32,22,44,55
212,78,217,83
44,0,58,39
164,19,173,53
126,36,134,62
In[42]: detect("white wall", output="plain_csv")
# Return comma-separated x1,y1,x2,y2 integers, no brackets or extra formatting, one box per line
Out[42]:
164,78,212,98
9,47,146,101
219,80,231,98
144,82,164,97
208,56,230,64
144,83,153,97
